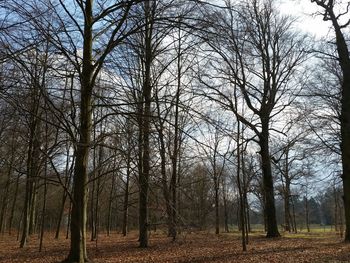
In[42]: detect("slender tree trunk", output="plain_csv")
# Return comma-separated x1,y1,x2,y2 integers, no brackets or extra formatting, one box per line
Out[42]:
284,149,291,232
214,180,219,235
122,151,131,236
139,1,153,248
20,92,42,247
340,201,344,238
56,146,73,239
241,150,249,241
222,179,229,233
20,122,37,247
8,171,20,235
20,165,31,248
284,181,291,232
29,178,38,235
66,200,71,240
0,167,13,234
106,168,116,236
334,187,339,232
93,162,101,241
89,152,96,241
245,196,251,233
168,26,182,240
39,138,48,252
55,193,67,239
236,121,246,251
156,118,173,237
304,196,310,233
291,196,297,233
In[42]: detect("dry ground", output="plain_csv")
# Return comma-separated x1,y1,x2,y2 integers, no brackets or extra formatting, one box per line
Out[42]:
0,230,349,262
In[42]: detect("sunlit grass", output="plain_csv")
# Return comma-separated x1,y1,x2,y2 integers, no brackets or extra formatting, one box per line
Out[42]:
218,224,344,240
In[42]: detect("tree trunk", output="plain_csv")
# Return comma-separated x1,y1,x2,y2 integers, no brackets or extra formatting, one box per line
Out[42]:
55,192,67,239
284,181,291,232
0,167,12,234
237,121,246,251
66,200,71,240
39,142,48,252
8,171,20,235
214,181,219,235
304,196,310,233
56,146,73,239
156,118,173,238
64,0,93,260
222,179,229,233
340,60,350,242
326,6,350,242
122,150,131,236
259,123,280,237
89,150,96,241
138,1,153,248
291,196,297,233
20,109,41,247
106,168,116,236
168,28,182,240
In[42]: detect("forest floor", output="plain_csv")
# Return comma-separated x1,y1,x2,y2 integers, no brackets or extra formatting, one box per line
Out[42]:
0,229,349,262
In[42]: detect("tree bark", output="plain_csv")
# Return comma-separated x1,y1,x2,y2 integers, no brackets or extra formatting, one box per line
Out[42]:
312,0,350,242
64,0,93,261
214,179,219,235
259,122,280,237
20,82,41,248
8,171,20,235
138,0,153,248
122,148,131,237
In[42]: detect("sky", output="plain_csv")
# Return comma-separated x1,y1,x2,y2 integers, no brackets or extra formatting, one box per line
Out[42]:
279,0,332,38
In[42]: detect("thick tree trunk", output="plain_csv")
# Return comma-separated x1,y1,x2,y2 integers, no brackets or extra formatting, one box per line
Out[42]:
64,0,93,261
67,144,90,262
259,123,280,238
326,7,350,242
340,61,350,242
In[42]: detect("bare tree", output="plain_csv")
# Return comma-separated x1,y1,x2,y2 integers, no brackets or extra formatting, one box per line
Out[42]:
198,0,309,237
310,0,350,241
